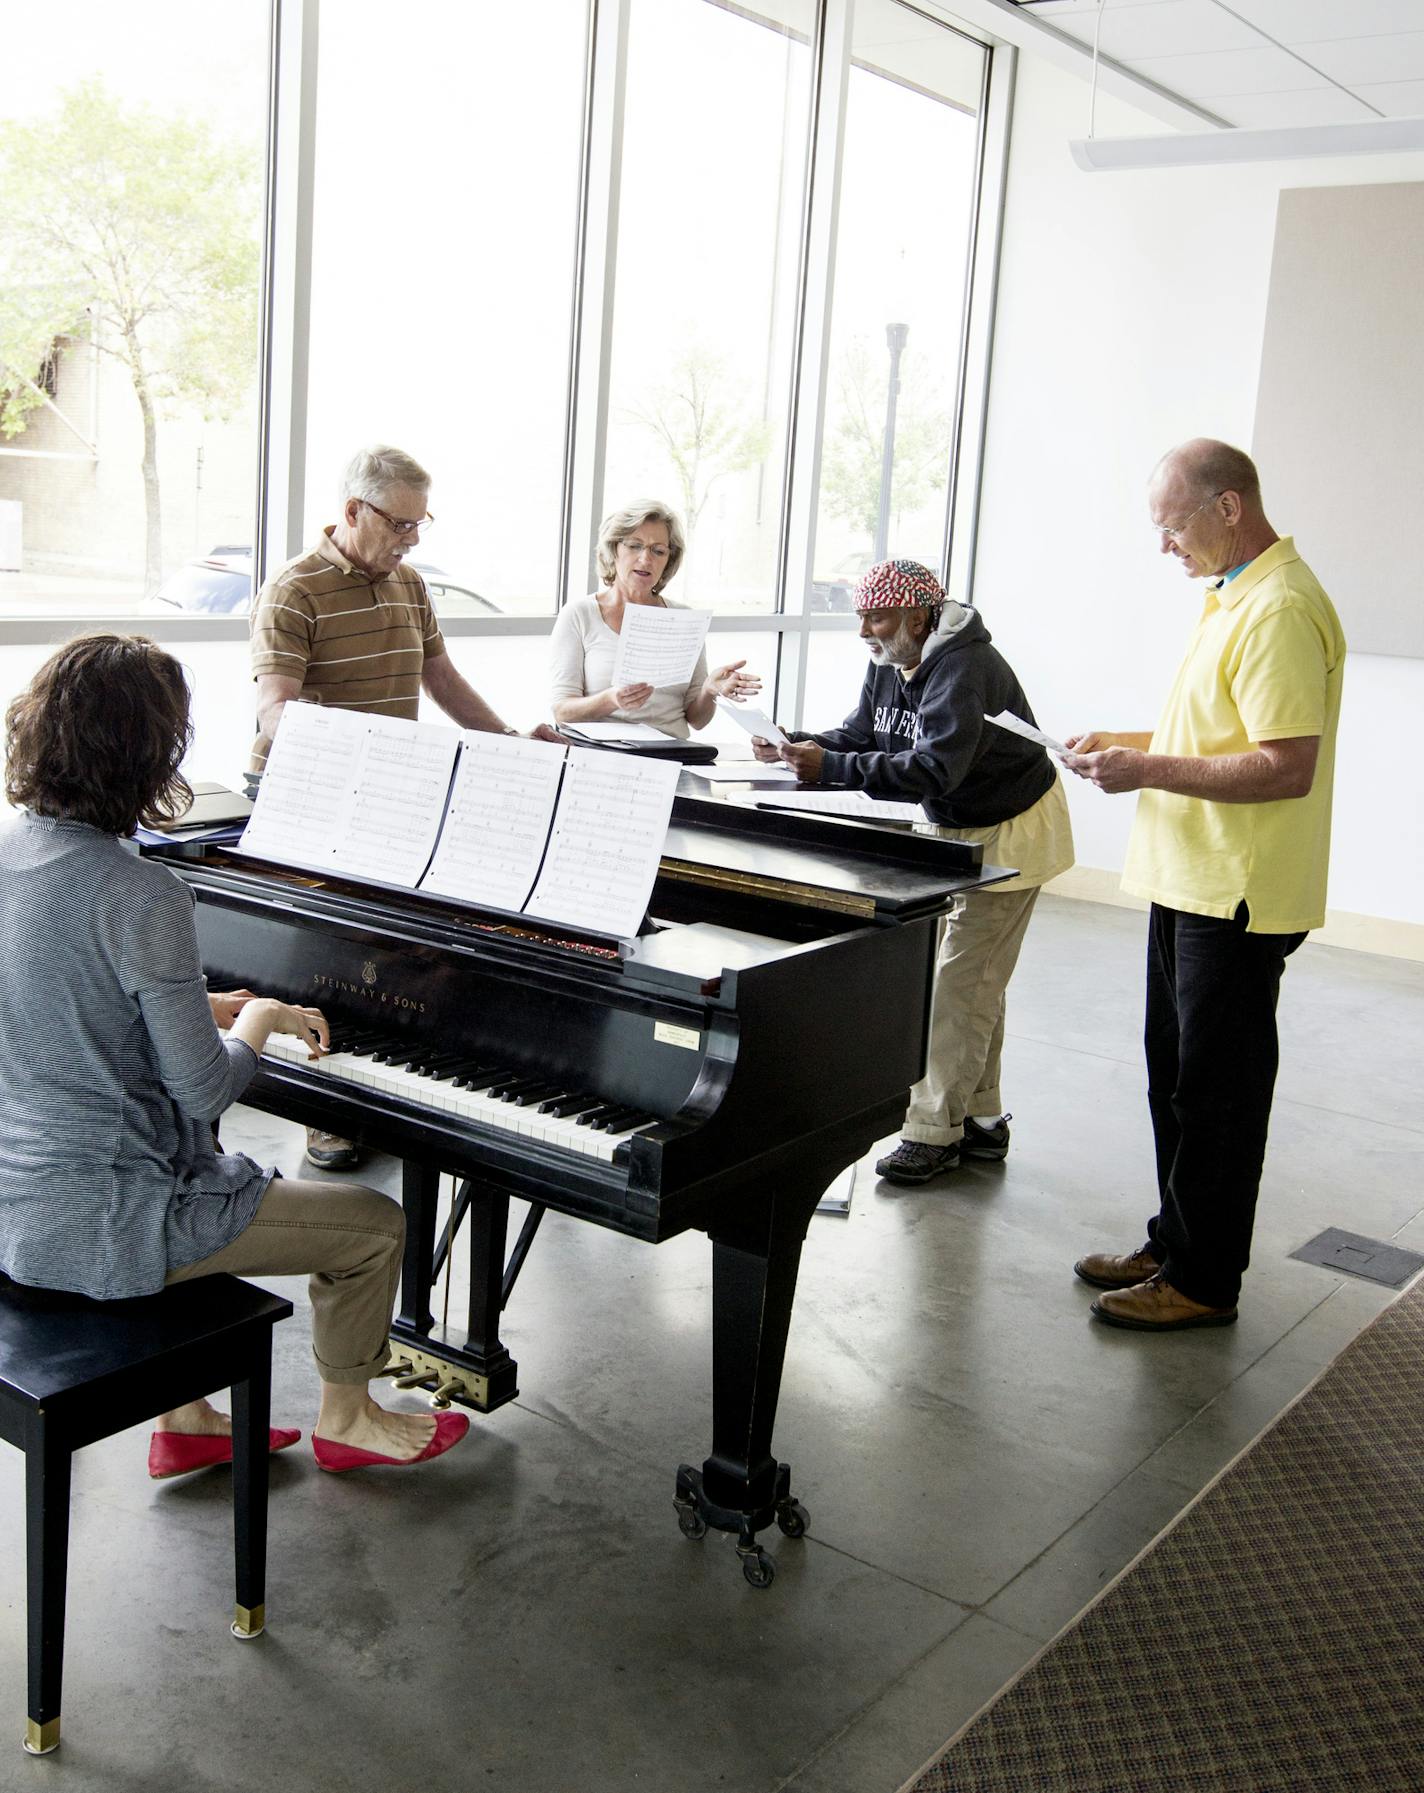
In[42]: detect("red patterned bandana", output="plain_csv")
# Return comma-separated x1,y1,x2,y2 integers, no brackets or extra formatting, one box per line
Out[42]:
853,558,946,613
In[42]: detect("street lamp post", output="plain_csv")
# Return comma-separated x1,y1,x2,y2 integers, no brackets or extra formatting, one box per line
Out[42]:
874,321,909,562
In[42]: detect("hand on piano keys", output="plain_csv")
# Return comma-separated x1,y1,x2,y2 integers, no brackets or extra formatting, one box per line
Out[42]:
257,1027,660,1164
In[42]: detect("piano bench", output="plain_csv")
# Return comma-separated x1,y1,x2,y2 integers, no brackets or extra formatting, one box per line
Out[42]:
0,1272,293,1757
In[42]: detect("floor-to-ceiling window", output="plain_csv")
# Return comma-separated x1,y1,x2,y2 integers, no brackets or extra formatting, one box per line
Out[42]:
1,0,1005,775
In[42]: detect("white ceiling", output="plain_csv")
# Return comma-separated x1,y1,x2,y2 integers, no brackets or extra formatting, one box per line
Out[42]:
1005,0,1424,129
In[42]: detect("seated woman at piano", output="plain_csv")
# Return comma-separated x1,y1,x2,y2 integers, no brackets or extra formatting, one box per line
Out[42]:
0,635,466,1477
549,499,761,739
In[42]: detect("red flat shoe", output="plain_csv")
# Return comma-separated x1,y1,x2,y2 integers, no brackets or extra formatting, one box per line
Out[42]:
148,1426,302,1480
312,1409,469,1473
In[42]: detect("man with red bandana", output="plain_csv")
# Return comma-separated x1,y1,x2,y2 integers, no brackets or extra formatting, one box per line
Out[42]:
754,558,1073,1184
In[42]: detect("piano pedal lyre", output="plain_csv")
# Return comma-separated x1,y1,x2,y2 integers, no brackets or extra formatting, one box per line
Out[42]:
379,1343,489,1410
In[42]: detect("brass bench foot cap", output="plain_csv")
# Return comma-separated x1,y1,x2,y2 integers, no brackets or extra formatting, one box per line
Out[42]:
23,1718,60,1755
231,1602,266,1640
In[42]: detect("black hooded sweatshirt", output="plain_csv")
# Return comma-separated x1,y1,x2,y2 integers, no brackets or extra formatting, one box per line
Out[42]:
801,602,1055,828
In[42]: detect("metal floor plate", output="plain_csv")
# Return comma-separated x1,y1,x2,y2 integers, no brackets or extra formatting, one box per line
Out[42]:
1291,1226,1424,1288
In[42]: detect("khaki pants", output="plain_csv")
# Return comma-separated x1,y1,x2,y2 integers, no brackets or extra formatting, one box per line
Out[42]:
901,887,1041,1147
166,1177,404,1385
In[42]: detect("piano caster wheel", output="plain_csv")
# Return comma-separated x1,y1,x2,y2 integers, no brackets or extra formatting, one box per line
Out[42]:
775,1500,810,1540
675,1502,707,1541
739,1544,775,1590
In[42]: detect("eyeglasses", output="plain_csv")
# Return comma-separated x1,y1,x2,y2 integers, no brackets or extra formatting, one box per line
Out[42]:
619,537,669,560
361,499,434,537
1154,492,1222,540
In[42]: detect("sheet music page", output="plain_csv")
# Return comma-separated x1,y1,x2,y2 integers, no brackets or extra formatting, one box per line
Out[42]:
714,698,788,748
524,749,680,939
560,719,676,744
750,789,926,823
421,732,567,911
984,709,1067,756
237,703,367,866
611,604,711,689
327,717,459,886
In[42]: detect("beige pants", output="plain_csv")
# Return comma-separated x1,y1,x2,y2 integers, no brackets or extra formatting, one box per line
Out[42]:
166,1177,404,1385
901,887,1041,1147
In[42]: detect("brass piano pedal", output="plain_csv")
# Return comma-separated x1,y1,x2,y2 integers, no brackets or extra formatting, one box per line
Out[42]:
430,1379,463,1409
391,1370,436,1391
378,1359,415,1381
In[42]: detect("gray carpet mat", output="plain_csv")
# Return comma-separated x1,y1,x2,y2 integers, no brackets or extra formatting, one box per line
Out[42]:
902,1274,1424,1792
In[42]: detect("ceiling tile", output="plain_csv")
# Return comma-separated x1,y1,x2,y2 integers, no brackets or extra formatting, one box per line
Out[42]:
1352,78,1424,118
1204,87,1383,129
1301,32,1424,86
1025,0,1261,60
1131,45,1335,97
1226,1,1424,43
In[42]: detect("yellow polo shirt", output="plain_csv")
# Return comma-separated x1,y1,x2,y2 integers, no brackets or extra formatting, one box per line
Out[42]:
1120,537,1345,934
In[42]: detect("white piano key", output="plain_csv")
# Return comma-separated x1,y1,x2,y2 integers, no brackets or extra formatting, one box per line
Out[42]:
254,1034,643,1163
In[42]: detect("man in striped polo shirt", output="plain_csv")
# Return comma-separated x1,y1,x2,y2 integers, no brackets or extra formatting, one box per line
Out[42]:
249,443,559,1169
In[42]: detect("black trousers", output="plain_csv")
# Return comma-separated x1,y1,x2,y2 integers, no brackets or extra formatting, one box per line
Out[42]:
1143,903,1306,1309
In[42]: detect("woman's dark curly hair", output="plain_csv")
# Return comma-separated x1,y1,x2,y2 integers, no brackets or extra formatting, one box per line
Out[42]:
5,635,193,837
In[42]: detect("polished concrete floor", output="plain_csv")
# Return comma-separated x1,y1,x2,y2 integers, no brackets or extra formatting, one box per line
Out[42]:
2,895,1421,1790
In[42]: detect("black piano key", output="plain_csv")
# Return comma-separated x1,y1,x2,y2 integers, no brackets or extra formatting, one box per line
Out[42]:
455,1065,515,1091
572,1103,627,1129
501,1083,558,1108
539,1093,603,1119
487,1074,548,1101
586,1108,643,1133
414,1050,475,1074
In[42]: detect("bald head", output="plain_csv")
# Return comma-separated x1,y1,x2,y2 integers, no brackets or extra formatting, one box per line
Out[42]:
1154,439,1262,507
1148,439,1277,580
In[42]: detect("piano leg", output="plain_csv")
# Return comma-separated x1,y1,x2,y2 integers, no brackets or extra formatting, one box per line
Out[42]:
675,1170,825,1590
385,1162,520,1414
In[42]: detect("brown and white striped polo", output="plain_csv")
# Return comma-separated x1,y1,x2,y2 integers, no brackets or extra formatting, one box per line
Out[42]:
248,527,447,770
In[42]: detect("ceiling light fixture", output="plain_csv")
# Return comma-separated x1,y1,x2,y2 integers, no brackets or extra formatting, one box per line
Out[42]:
1068,0,1424,171
1071,115,1424,172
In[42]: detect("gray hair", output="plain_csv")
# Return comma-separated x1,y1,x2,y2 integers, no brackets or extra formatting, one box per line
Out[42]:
596,499,686,595
340,445,431,507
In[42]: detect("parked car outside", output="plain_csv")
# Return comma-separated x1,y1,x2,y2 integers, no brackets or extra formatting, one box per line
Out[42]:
807,550,874,613
154,550,501,617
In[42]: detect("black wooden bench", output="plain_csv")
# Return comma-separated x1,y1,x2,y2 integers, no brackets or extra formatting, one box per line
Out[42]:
0,1272,292,1755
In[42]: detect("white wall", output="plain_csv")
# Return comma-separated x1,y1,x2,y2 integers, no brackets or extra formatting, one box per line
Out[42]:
972,54,1424,930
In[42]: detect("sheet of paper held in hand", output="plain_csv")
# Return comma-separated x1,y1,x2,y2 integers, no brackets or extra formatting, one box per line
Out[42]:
984,709,1068,756
239,704,457,885
714,698,789,749
611,604,711,689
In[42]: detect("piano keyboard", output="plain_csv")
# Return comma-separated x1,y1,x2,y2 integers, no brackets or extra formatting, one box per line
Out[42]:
257,1026,659,1164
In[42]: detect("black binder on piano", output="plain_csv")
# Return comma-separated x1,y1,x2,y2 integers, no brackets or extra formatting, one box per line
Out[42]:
147,788,1007,1586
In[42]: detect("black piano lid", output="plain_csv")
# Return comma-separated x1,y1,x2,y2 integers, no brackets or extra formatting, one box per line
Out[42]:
663,790,1009,922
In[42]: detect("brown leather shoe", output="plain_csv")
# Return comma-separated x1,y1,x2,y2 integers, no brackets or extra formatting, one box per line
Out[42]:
304,1128,361,1172
1090,1273,1237,1331
1073,1245,1159,1290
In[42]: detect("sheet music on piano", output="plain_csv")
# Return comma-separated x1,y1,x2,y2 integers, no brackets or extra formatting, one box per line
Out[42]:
237,704,678,940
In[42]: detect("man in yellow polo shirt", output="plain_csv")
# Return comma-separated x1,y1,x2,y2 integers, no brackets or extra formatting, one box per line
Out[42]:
1062,439,1344,1331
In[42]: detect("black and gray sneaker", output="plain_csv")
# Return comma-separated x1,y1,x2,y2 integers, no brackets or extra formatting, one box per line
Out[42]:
874,1139,960,1185
961,1112,1011,1161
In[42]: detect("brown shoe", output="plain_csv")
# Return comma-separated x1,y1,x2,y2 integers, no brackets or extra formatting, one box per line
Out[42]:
304,1128,361,1172
1073,1245,1159,1290
1090,1273,1237,1331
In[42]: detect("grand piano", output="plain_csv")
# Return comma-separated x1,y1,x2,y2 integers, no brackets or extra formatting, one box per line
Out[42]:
148,788,1003,1586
